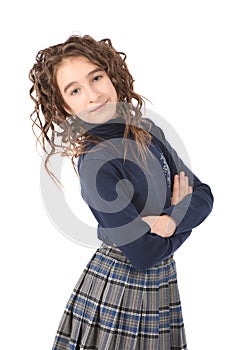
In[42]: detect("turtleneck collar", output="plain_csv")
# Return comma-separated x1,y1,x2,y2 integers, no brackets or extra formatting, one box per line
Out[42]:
79,115,126,139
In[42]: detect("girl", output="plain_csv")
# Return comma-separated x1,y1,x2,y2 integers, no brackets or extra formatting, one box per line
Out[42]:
29,35,213,350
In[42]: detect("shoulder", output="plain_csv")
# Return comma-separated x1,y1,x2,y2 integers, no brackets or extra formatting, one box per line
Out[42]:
140,117,165,141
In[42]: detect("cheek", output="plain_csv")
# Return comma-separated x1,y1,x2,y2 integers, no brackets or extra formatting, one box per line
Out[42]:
109,82,118,101
108,78,119,100
63,97,84,115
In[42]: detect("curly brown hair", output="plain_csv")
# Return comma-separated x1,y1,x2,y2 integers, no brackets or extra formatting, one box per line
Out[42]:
29,34,152,185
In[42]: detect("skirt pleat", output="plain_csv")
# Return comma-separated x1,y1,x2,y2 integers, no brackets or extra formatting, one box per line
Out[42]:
52,243,188,350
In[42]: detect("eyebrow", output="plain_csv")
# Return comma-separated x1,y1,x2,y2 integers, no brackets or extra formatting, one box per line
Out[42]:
63,67,104,93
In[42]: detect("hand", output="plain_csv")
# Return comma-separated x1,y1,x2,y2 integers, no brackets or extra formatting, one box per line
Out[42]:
141,215,176,238
171,171,193,205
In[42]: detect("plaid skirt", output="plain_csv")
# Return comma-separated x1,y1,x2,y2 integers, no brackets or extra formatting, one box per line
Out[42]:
52,243,188,350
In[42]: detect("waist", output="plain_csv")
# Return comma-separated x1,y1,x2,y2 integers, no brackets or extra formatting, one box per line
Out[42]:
98,242,173,267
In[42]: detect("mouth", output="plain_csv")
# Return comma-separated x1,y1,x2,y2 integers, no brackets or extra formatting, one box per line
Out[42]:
90,101,108,112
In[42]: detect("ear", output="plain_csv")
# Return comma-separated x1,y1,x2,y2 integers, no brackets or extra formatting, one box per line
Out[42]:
63,105,73,115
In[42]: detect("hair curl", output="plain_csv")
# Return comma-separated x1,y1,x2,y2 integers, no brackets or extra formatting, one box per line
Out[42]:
29,34,153,185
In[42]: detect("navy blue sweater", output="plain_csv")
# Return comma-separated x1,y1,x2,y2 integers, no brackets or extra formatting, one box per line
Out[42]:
77,116,213,271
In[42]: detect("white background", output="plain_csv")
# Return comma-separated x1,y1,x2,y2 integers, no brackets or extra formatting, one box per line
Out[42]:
1,0,232,349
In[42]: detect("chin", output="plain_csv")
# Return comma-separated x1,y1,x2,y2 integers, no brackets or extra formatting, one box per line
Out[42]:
91,107,117,124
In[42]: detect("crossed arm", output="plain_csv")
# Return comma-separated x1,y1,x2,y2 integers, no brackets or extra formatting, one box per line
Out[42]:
141,171,193,238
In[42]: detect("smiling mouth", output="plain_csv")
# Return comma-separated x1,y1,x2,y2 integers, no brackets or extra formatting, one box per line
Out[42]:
90,101,108,112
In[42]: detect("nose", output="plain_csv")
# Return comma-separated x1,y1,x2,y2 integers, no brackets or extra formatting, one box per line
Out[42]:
85,85,101,103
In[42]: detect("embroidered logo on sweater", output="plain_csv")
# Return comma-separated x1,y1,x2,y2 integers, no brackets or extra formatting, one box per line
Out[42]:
160,153,171,188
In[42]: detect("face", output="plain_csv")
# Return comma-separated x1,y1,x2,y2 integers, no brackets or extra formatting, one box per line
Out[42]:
56,56,118,124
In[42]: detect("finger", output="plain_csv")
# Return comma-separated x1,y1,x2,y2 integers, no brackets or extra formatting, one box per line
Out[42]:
184,175,190,195
181,172,192,196
184,175,193,196
173,174,180,192
141,216,158,227
179,171,186,198
188,185,193,194
171,174,179,205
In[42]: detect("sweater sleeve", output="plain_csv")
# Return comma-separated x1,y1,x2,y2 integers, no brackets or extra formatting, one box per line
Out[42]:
146,119,214,235
78,153,191,271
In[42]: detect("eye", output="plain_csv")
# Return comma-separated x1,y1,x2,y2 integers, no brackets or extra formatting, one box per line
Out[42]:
93,75,103,82
71,88,80,96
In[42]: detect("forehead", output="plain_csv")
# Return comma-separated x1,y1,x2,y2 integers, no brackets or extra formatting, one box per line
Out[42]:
56,56,99,81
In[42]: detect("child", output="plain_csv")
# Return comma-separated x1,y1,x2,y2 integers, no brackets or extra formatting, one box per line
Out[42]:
29,34,213,350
